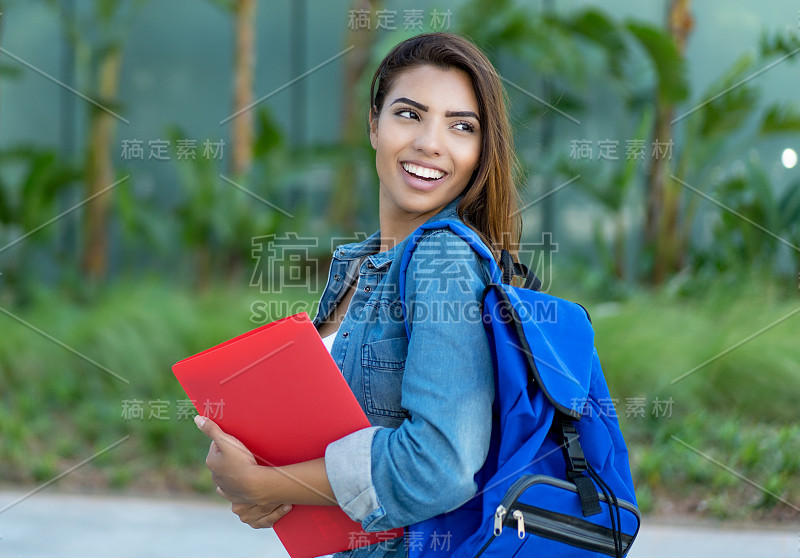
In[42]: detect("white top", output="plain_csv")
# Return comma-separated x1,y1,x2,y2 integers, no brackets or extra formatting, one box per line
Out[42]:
321,330,338,353
319,273,357,356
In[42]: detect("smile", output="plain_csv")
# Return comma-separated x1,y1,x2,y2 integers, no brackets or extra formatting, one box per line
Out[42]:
401,162,446,181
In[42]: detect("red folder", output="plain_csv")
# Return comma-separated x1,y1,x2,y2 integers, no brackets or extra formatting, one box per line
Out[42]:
172,312,404,558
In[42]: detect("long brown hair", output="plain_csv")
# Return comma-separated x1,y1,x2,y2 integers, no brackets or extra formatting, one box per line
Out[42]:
370,32,522,257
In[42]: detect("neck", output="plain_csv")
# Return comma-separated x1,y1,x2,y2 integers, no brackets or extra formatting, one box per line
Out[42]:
376,190,458,253
379,212,429,253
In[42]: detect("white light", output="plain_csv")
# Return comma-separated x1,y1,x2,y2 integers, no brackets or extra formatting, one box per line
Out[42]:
782,148,798,169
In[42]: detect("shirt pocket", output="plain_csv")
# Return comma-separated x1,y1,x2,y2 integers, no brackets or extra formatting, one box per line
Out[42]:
361,336,409,419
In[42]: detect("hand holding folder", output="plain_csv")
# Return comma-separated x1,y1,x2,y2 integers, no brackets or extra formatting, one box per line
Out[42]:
172,312,403,558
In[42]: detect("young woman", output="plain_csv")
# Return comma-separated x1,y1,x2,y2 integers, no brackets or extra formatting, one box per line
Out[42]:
195,32,522,557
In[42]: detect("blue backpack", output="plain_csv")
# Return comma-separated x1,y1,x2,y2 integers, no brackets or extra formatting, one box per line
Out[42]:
398,220,641,558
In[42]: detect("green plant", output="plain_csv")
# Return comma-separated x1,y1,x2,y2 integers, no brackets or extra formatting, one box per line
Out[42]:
0,146,82,298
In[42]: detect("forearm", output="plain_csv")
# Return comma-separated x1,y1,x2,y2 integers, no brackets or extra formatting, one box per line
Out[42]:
251,457,338,507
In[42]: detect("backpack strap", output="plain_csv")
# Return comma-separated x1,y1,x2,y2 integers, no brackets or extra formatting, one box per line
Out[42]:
398,220,503,340
499,249,542,291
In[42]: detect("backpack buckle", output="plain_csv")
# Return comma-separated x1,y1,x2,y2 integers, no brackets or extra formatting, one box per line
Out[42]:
561,421,587,474
559,420,603,517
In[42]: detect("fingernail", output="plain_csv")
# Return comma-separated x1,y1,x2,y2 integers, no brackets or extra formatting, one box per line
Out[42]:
194,415,206,429
282,505,292,512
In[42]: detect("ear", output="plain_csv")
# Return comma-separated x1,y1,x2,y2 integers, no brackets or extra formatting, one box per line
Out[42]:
368,107,379,150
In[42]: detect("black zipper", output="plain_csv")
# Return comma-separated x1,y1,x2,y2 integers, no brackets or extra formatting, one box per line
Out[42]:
473,475,538,556
472,475,640,558
511,502,635,556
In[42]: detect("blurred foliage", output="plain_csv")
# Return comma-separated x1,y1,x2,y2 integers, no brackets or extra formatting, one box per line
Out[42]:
683,65,797,270
693,155,800,274
461,1,691,284
459,1,799,290
0,147,82,231
633,27,798,285
585,273,800,425
0,146,82,298
0,1,796,295
628,411,800,519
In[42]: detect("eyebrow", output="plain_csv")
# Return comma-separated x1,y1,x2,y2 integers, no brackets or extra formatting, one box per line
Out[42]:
390,97,479,121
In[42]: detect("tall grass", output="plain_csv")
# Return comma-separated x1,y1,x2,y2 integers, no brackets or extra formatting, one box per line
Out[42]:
586,275,800,424
0,280,317,491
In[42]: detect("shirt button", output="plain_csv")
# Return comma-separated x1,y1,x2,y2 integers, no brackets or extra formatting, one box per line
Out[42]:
367,262,374,269
342,332,349,338
364,286,371,293
334,274,341,281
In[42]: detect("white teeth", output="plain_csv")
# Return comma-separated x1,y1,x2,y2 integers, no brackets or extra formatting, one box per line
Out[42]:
402,162,445,180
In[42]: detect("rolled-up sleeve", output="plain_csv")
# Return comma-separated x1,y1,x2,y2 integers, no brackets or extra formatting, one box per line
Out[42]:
325,426,383,522
325,230,494,532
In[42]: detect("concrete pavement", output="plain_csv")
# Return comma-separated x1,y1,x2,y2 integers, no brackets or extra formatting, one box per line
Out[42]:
627,518,797,557
0,490,796,557
0,490,289,558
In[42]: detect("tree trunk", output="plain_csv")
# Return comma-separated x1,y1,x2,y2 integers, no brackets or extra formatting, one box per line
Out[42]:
231,0,256,178
647,0,693,284
327,0,381,234
614,217,625,280
647,101,673,284
82,46,122,282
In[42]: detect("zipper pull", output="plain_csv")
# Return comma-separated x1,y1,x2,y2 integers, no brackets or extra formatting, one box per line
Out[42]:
512,510,525,539
493,505,507,536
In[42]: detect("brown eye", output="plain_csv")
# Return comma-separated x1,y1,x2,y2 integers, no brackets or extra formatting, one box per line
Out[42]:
394,109,418,120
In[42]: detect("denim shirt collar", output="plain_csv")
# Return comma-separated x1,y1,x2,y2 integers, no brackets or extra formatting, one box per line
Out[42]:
334,195,463,267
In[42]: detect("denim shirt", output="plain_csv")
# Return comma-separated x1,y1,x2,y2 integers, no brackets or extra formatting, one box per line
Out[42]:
312,196,495,557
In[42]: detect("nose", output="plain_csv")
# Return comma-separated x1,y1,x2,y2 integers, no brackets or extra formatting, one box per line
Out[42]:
411,120,443,157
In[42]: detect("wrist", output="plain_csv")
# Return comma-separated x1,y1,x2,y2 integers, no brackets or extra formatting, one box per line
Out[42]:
248,464,278,506
243,458,336,507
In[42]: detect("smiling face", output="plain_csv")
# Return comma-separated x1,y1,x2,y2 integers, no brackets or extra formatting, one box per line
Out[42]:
369,64,482,247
